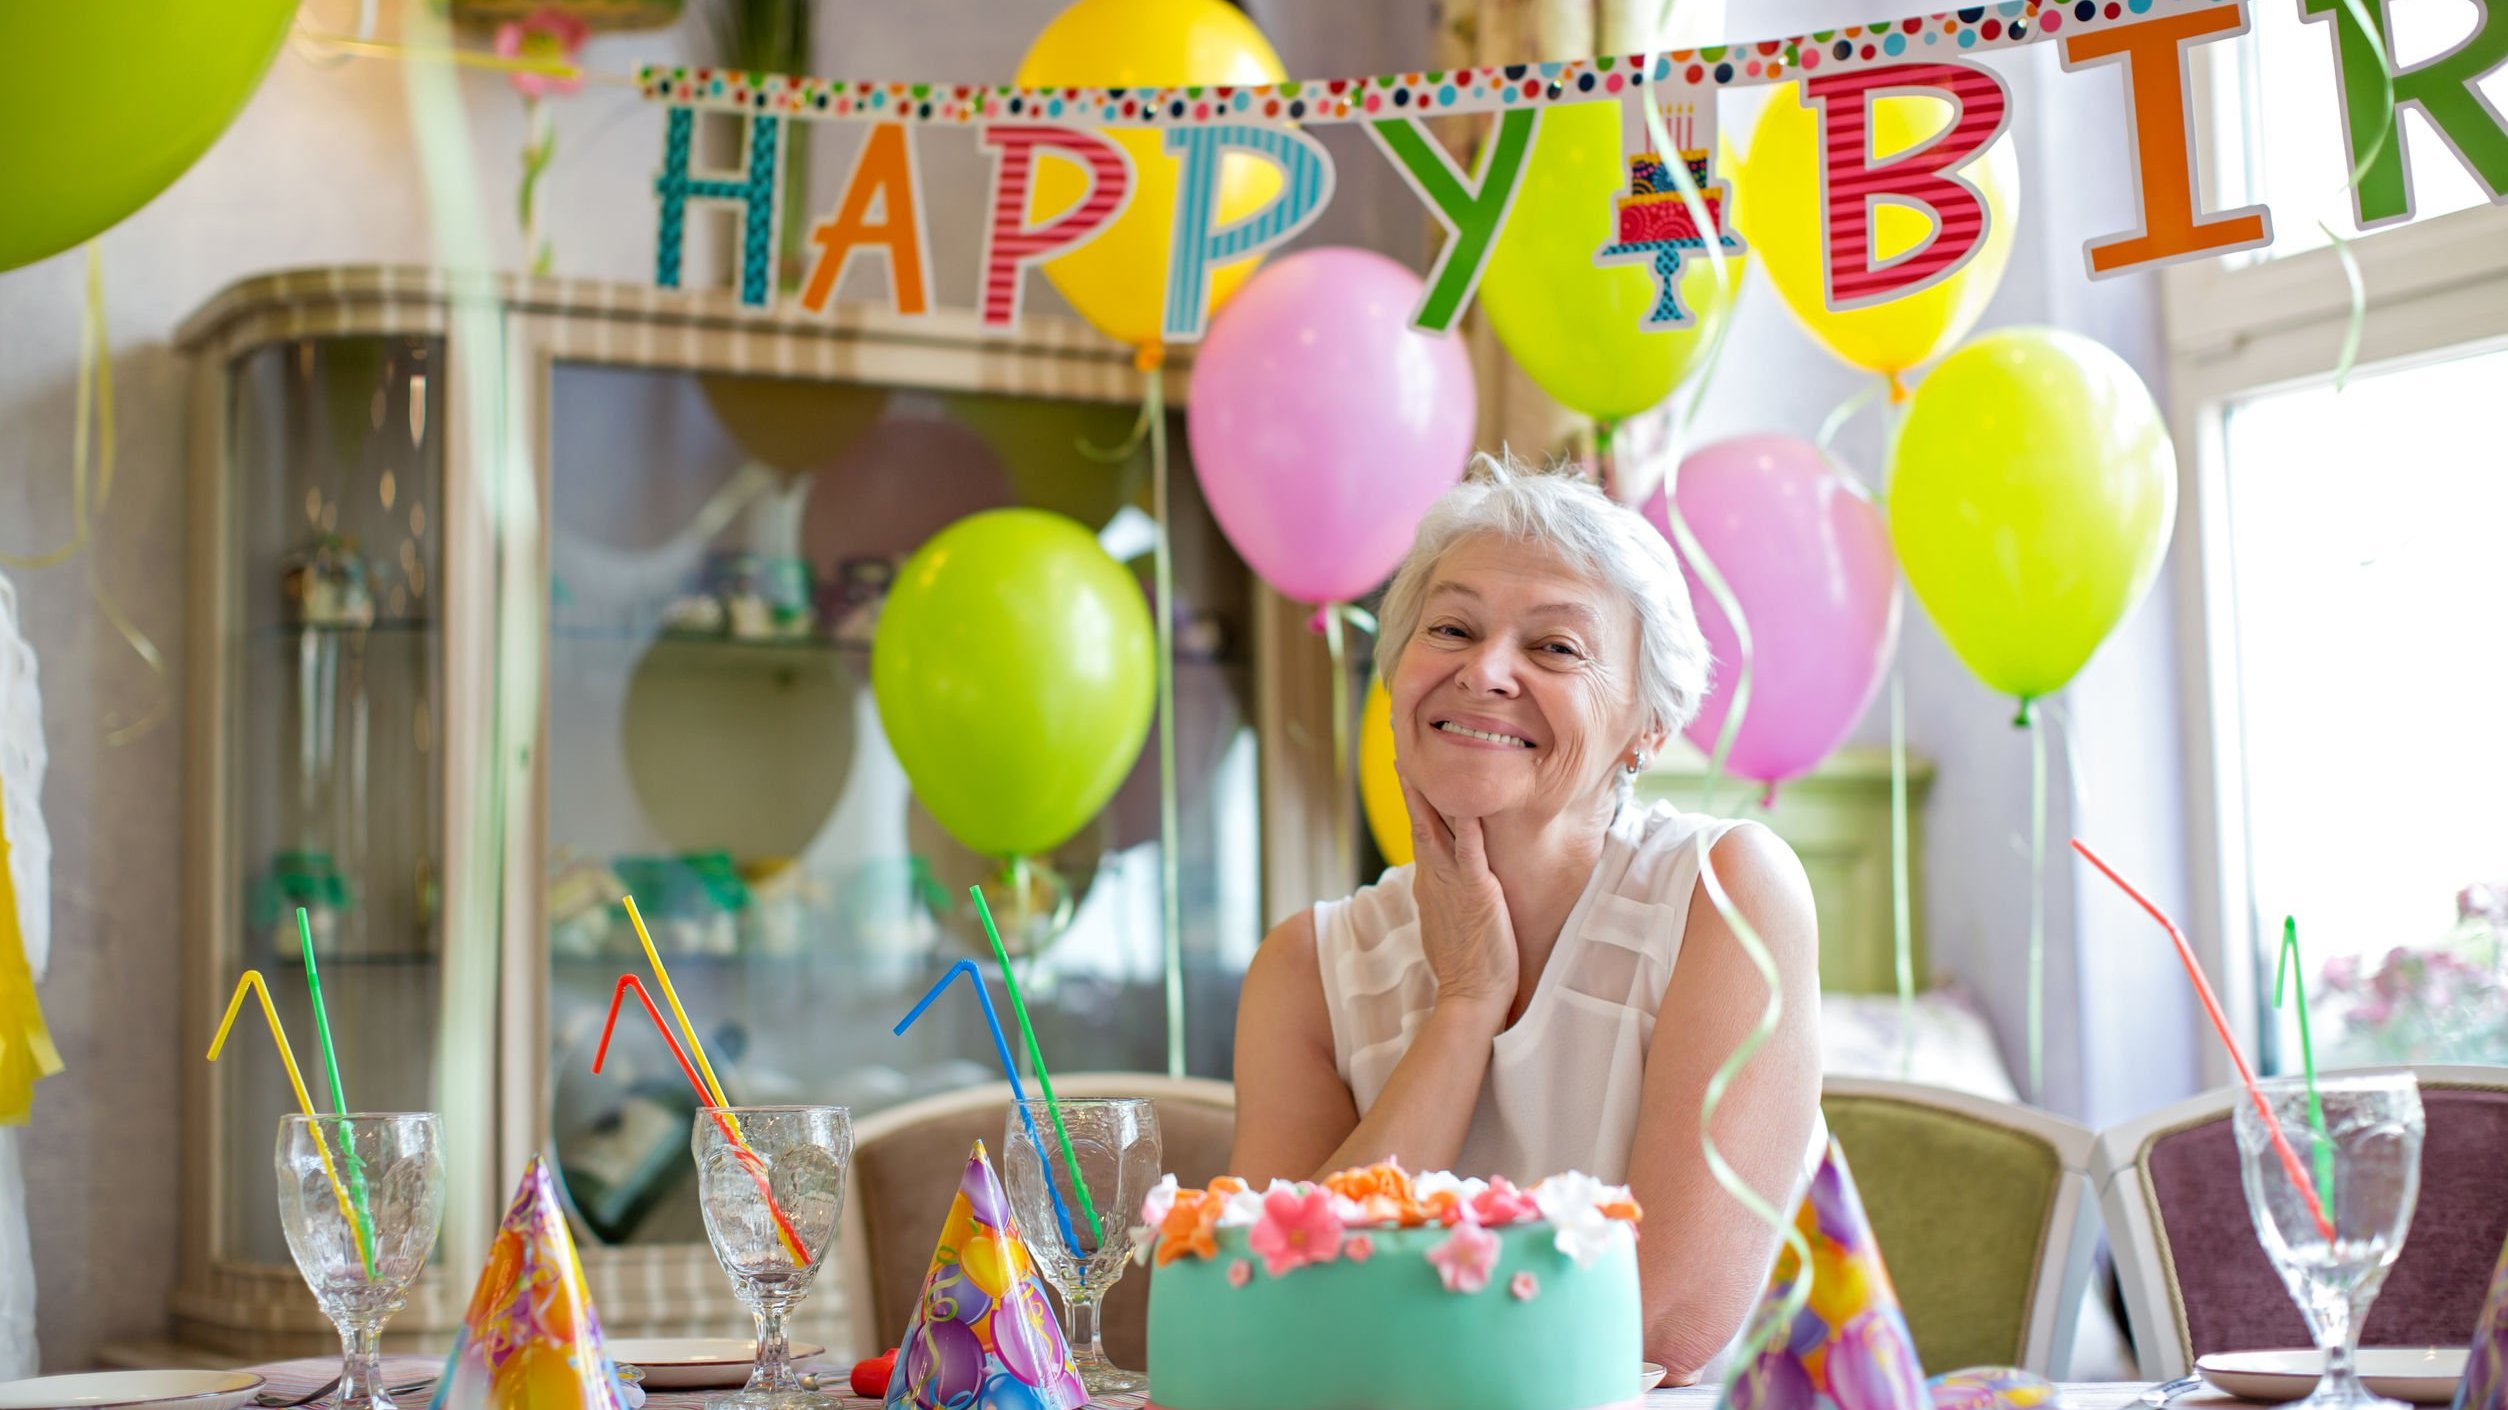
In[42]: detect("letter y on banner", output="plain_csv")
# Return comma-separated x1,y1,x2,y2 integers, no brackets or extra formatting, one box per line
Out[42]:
1366,107,1542,332
979,126,1136,330
1806,62,2011,311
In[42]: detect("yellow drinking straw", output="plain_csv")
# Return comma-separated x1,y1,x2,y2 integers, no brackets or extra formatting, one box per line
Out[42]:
620,896,807,1266
208,970,374,1277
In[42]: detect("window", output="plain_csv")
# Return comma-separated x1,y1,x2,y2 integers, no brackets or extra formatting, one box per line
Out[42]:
2171,0,2508,1079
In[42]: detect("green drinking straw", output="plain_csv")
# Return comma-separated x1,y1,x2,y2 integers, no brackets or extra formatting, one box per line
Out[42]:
298,908,377,1274
969,882,1105,1245
2275,916,2336,1224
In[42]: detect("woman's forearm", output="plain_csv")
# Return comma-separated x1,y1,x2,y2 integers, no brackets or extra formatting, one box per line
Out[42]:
1310,997,1506,1177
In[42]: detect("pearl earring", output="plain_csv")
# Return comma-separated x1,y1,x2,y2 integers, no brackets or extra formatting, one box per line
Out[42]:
1625,751,1649,777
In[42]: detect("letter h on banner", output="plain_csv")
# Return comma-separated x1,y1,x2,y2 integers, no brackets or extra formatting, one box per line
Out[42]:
654,106,786,308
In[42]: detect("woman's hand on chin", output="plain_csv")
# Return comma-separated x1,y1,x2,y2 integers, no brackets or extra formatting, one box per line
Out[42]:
1401,777,1517,1023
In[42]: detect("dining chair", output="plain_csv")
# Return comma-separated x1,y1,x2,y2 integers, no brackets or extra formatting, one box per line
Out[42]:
2090,1064,2508,1379
837,1072,1236,1368
1821,1076,2101,1376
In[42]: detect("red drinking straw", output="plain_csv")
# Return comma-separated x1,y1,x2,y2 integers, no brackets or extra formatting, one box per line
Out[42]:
2070,838,2335,1240
594,974,810,1263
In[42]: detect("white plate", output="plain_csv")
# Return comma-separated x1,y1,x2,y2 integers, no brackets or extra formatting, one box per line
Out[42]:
2197,1348,2468,1404
606,1337,828,1390
0,1370,266,1410
1640,1363,1669,1392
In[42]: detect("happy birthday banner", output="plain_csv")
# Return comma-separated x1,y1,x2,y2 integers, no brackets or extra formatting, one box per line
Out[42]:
640,0,2508,340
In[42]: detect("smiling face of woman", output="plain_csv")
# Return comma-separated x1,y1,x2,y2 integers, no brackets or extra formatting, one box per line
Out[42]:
1388,533,1657,826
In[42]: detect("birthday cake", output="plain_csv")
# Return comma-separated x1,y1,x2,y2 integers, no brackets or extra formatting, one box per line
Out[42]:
1139,1163,1644,1410
1614,150,1725,246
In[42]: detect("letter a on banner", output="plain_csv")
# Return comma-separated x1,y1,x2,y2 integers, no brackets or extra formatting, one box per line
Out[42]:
1366,108,1542,332
654,107,786,308
2300,0,2508,227
1806,63,2011,311
979,126,1136,329
801,122,932,317
2063,4,2273,273
1161,124,1336,341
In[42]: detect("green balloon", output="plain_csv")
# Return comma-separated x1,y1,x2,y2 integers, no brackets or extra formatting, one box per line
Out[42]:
0,1,297,272
872,509,1155,858
1479,101,1742,424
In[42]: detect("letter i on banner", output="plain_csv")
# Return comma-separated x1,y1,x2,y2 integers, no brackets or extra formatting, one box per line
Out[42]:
1595,92,1747,329
979,126,1137,330
1365,107,1542,333
2299,0,2508,228
2063,4,2273,273
653,106,786,308
1161,124,1337,342
1806,63,2011,311
800,122,932,317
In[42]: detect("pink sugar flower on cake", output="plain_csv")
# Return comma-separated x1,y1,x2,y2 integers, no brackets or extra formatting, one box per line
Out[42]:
1345,1234,1375,1263
1427,1221,1501,1294
1227,1259,1253,1288
1510,1271,1539,1301
1470,1176,1541,1227
1249,1186,1346,1277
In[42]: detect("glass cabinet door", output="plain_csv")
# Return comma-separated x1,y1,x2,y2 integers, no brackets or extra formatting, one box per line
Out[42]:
218,336,449,1266
540,365,1263,1250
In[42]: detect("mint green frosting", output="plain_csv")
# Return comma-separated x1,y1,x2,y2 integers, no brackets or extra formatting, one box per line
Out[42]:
1146,1222,1641,1410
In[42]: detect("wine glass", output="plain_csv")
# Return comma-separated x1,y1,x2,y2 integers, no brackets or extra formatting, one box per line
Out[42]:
274,1113,445,1410
2234,1071,2426,1410
693,1105,853,1409
1001,1097,1162,1396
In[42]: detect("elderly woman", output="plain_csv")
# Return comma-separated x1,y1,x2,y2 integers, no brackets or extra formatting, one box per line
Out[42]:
1231,454,1822,1381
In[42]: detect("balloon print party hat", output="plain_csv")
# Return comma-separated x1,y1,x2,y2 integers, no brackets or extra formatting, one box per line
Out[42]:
431,1156,634,1410
887,1141,1087,1410
2455,1228,2508,1410
1720,1140,1929,1410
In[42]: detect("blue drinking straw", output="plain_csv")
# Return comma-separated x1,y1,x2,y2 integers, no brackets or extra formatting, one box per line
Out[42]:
894,959,1081,1250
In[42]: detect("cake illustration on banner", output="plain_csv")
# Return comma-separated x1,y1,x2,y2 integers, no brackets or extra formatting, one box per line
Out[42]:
1719,1140,1929,1410
431,1155,636,1410
1139,1162,1645,1410
886,1141,1087,1410
1596,103,1747,331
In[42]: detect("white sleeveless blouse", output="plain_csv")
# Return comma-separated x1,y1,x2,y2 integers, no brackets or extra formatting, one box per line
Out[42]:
1311,801,1752,1186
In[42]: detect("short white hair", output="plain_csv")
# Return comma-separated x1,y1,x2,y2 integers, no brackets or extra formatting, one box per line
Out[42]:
1374,451,1710,744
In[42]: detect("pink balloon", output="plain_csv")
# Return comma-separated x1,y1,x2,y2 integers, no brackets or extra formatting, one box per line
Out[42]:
1643,434,1900,788
1187,247,1477,605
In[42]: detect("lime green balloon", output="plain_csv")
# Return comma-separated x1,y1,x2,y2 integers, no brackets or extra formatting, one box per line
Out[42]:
1479,101,1742,423
1887,328,2178,705
873,509,1155,858
0,2,297,272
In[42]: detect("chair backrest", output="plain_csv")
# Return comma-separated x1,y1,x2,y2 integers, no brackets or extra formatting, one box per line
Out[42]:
2091,1065,2508,1379
1821,1077,2099,1376
838,1073,1236,1367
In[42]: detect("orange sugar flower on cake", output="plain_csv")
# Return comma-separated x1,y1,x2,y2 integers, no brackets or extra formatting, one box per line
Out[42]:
1599,1197,1644,1224
1322,1161,1415,1206
1208,1175,1249,1196
1156,1189,1221,1265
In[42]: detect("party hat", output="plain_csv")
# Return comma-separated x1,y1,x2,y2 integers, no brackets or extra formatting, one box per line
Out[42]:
887,1140,1086,1410
431,1156,635,1410
1720,1140,1929,1410
2453,1228,2508,1410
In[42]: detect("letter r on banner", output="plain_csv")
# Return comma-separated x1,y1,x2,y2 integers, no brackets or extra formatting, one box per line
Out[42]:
979,126,1136,329
1161,124,1337,341
1805,63,2012,310
2063,4,2272,274
2300,0,2508,228
654,107,785,308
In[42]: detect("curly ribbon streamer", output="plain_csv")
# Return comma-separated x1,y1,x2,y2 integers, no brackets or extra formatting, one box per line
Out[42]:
1889,665,1915,1082
1633,60,1742,428
208,971,374,1277
2027,710,2047,1098
1653,459,1753,814
0,780,61,1126
1141,354,1188,1082
1695,844,1815,1364
1322,604,1355,874
518,98,556,276
0,245,169,747
2318,0,2400,392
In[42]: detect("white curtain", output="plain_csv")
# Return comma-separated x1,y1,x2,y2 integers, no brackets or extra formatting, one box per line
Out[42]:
0,571,48,1376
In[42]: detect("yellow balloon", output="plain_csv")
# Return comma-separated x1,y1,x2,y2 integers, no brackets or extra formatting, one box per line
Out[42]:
1886,328,2176,707
1739,81,2017,378
1481,101,1746,423
1016,0,1287,350
1359,677,1411,868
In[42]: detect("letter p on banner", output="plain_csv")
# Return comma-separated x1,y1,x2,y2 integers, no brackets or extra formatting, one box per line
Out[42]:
1806,62,2013,311
979,126,1136,330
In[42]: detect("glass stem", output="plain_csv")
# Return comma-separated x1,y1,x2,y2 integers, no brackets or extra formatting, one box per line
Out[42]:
1065,1289,1102,1367
753,1304,794,1391
338,1321,385,1408
2319,1294,2359,1400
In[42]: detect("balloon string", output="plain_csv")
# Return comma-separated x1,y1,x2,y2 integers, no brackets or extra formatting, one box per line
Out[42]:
1145,357,1185,1080
1694,842,1815,1371
1815,381,1884,458
1323,605,1354,879
519,97,557,276
1658,483,1751,814
1890,663,1915,1082
1636,92,1741,426
2027,709,2047,1099
2317,0,2399,392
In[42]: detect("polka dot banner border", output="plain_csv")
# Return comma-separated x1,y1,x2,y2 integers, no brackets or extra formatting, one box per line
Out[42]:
637,0,2223,125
